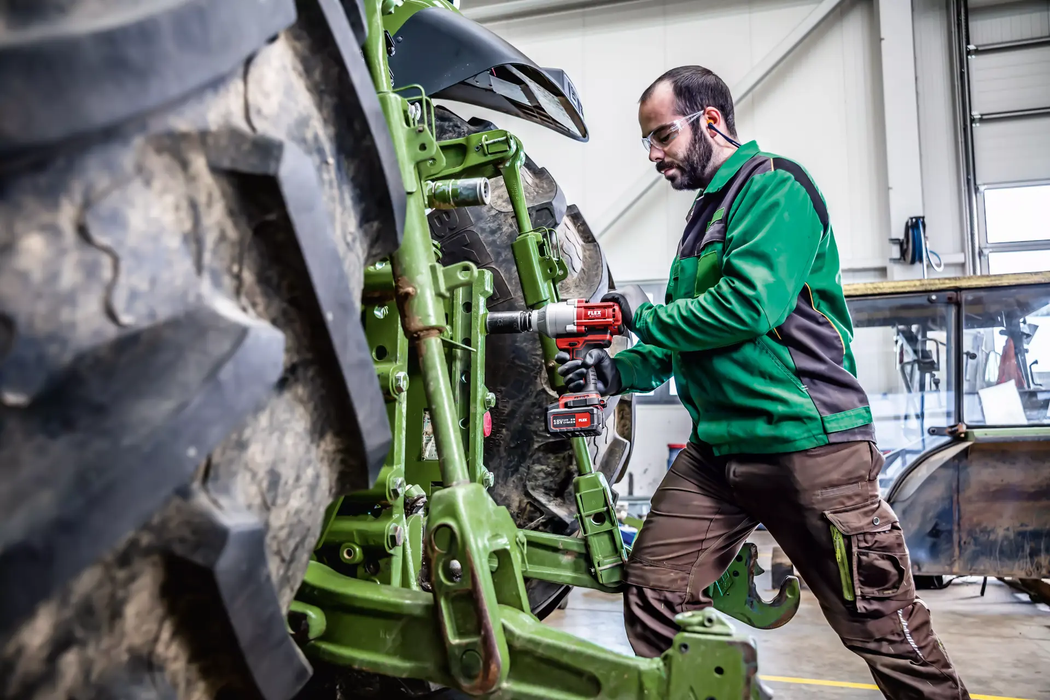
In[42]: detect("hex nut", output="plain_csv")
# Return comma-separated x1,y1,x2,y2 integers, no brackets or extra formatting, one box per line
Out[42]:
388,524,405,550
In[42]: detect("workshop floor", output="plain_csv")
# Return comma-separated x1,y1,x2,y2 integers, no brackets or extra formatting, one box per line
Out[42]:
543,531,1050,700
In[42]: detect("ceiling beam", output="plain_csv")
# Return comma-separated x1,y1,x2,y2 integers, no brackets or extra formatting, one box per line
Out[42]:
593,0,849,240
461,0,649,24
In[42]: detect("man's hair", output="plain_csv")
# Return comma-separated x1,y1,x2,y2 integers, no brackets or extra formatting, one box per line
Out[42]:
639,66,737,137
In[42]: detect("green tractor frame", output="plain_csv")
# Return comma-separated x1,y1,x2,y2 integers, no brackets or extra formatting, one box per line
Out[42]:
287,1,800,698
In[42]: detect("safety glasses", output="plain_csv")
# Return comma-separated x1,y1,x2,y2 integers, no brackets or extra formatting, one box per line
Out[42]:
641,110,705,152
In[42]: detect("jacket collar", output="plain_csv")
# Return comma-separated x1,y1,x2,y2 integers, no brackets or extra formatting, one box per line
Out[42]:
701,140,760,195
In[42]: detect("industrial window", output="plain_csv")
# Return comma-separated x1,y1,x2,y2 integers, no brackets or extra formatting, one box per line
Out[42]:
988,250,1050,275
984,184,1049,244
981,183,1050,275
953,0,1050,276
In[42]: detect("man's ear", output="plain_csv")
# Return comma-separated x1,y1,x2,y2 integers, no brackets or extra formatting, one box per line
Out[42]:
704,106,722,131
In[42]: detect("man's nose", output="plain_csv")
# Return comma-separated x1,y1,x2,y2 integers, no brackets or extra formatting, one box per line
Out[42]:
648,144,663,162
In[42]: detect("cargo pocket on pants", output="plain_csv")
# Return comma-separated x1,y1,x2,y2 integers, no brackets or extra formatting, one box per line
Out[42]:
823,499,912,613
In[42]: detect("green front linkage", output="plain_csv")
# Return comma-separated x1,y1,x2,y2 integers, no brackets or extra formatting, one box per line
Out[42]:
289,0,799,697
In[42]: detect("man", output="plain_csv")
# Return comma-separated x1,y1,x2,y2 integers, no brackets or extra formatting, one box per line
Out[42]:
556,66,969,699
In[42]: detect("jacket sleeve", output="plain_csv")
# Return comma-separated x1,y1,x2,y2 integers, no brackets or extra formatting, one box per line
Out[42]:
631,170,824,353
611,341,673,394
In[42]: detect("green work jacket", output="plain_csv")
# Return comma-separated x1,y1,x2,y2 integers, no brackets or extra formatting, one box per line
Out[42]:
612,140,875,456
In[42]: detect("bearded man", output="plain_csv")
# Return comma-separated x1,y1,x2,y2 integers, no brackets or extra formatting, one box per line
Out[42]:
555,65,969,700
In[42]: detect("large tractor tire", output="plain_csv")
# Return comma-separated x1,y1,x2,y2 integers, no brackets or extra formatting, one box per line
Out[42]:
430,107,635,618
0,2,404,699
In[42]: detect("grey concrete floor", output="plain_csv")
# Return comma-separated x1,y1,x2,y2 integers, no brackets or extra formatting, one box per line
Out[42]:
543,531,1050,699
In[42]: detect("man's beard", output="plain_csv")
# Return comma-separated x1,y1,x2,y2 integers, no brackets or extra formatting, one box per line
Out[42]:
657,129,713,191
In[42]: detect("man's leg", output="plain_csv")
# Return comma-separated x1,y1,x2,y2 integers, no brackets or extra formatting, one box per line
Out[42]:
623,442,757,657
728,441,968,700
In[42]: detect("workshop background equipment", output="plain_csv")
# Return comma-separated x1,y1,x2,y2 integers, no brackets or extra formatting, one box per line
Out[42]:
843,272,1050,594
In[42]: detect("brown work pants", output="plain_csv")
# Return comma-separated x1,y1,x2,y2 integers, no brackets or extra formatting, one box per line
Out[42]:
624,440,969,700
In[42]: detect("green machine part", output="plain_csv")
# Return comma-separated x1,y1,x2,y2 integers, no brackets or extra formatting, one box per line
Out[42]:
294,561,764,700
292,0,798,697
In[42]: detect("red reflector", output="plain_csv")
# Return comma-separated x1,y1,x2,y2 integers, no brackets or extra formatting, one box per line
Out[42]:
484,411,492,437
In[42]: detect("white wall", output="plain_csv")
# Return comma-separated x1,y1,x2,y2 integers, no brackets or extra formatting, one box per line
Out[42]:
448,0,976,496
450,0,895,284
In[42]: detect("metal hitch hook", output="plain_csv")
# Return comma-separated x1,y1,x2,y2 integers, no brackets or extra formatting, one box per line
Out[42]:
708,541,801,630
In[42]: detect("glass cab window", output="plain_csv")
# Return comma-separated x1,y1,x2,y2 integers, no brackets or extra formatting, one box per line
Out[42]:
962,286,1050,427
847,280,1050,493
846,294,957,492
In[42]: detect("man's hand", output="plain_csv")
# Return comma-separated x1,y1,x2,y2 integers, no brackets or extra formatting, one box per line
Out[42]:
555,348,622,395
602,285,651,333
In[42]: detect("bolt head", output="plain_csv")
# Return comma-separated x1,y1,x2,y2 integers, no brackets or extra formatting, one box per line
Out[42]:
447,559,463,582
393,371,409,395
485,392,497,409
388,524,405,549
389,477,405,500
482,470,495,489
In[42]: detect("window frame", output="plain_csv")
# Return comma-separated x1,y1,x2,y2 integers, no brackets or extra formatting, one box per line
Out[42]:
977,179,1050,275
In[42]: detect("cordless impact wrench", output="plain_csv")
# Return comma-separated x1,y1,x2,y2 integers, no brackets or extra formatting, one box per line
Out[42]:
485,299,625,438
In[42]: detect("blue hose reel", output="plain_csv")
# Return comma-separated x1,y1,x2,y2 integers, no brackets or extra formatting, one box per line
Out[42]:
890,216,943,274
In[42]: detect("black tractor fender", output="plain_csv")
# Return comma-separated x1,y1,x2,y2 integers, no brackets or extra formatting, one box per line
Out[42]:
385,3,588,142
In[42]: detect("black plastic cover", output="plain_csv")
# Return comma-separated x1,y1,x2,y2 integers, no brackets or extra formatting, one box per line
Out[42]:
388,7,588,141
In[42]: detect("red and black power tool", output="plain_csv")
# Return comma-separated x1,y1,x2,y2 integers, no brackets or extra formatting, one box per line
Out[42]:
485,299,624,438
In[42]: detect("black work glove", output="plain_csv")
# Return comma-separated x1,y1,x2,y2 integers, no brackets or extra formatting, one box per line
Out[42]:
555,348,622,395
601,285,651,333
